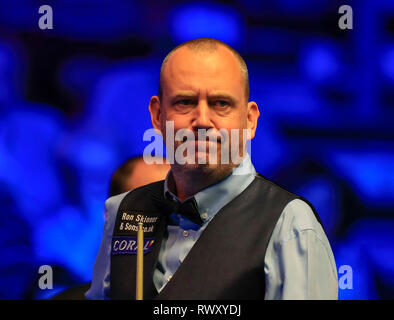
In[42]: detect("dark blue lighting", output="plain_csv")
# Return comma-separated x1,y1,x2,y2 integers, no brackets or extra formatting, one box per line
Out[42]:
300,41,340,83
276,0,331,15
334,218,394,299
380,45,394,84
0,1,140,41
0,41,24,106
58,56,109,99
34,204,104,281
329,151,394,207
295,177,341,240
0,106,65,224
170,2,243,48
52,1,140,41
86,59,160,155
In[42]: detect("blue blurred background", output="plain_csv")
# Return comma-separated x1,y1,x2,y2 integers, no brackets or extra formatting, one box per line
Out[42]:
0,0,393,300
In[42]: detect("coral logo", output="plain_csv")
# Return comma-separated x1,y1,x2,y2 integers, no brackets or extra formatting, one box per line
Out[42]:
111,236,155,255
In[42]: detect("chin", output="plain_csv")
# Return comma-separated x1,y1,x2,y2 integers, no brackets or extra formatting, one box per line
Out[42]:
180,159,235,178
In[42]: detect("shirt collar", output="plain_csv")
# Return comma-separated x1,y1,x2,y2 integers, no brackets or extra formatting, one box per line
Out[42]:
163,154,256,224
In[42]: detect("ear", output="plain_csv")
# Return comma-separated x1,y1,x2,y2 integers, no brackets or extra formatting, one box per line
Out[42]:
246,101,260,139
149,96,162,133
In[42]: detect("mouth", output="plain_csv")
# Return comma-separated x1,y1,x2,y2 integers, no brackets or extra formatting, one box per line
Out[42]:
181,137,221,149
181,135,222,144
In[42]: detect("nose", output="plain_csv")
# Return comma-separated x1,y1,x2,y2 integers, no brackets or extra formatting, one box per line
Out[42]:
192,100,213,131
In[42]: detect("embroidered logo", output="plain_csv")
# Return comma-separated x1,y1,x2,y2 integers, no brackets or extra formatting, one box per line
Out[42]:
111,236,155,255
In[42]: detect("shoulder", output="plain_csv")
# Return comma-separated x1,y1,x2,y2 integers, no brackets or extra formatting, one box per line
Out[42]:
271,198,329,250
254,174,323,235
104,191,131,226
104,191,130,216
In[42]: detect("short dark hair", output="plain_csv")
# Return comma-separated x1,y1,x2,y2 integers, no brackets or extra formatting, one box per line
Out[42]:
109,156,142,197
158,38,249,102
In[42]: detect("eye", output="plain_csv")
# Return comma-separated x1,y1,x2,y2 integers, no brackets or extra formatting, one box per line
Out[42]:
213,100,230,108
176,99,195,106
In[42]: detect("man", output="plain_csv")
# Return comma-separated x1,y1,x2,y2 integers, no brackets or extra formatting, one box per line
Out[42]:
86,38,338,300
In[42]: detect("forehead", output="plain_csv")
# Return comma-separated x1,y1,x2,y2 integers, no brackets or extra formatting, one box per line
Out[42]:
161,46,245,97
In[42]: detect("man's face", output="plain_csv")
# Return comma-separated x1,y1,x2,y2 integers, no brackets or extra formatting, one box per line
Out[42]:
150,45,259,175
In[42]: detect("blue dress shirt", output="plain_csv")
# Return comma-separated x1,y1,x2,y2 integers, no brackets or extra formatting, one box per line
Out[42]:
86,154,338,299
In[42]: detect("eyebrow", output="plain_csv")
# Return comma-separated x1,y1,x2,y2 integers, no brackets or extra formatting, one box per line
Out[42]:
208,93,238,104
171,92,197,99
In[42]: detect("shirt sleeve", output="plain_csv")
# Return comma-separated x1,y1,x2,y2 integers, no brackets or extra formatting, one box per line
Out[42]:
85,192,128,300
264,199,338,300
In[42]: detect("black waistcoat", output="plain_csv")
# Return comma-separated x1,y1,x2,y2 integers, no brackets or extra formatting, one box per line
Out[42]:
110,174,323,300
